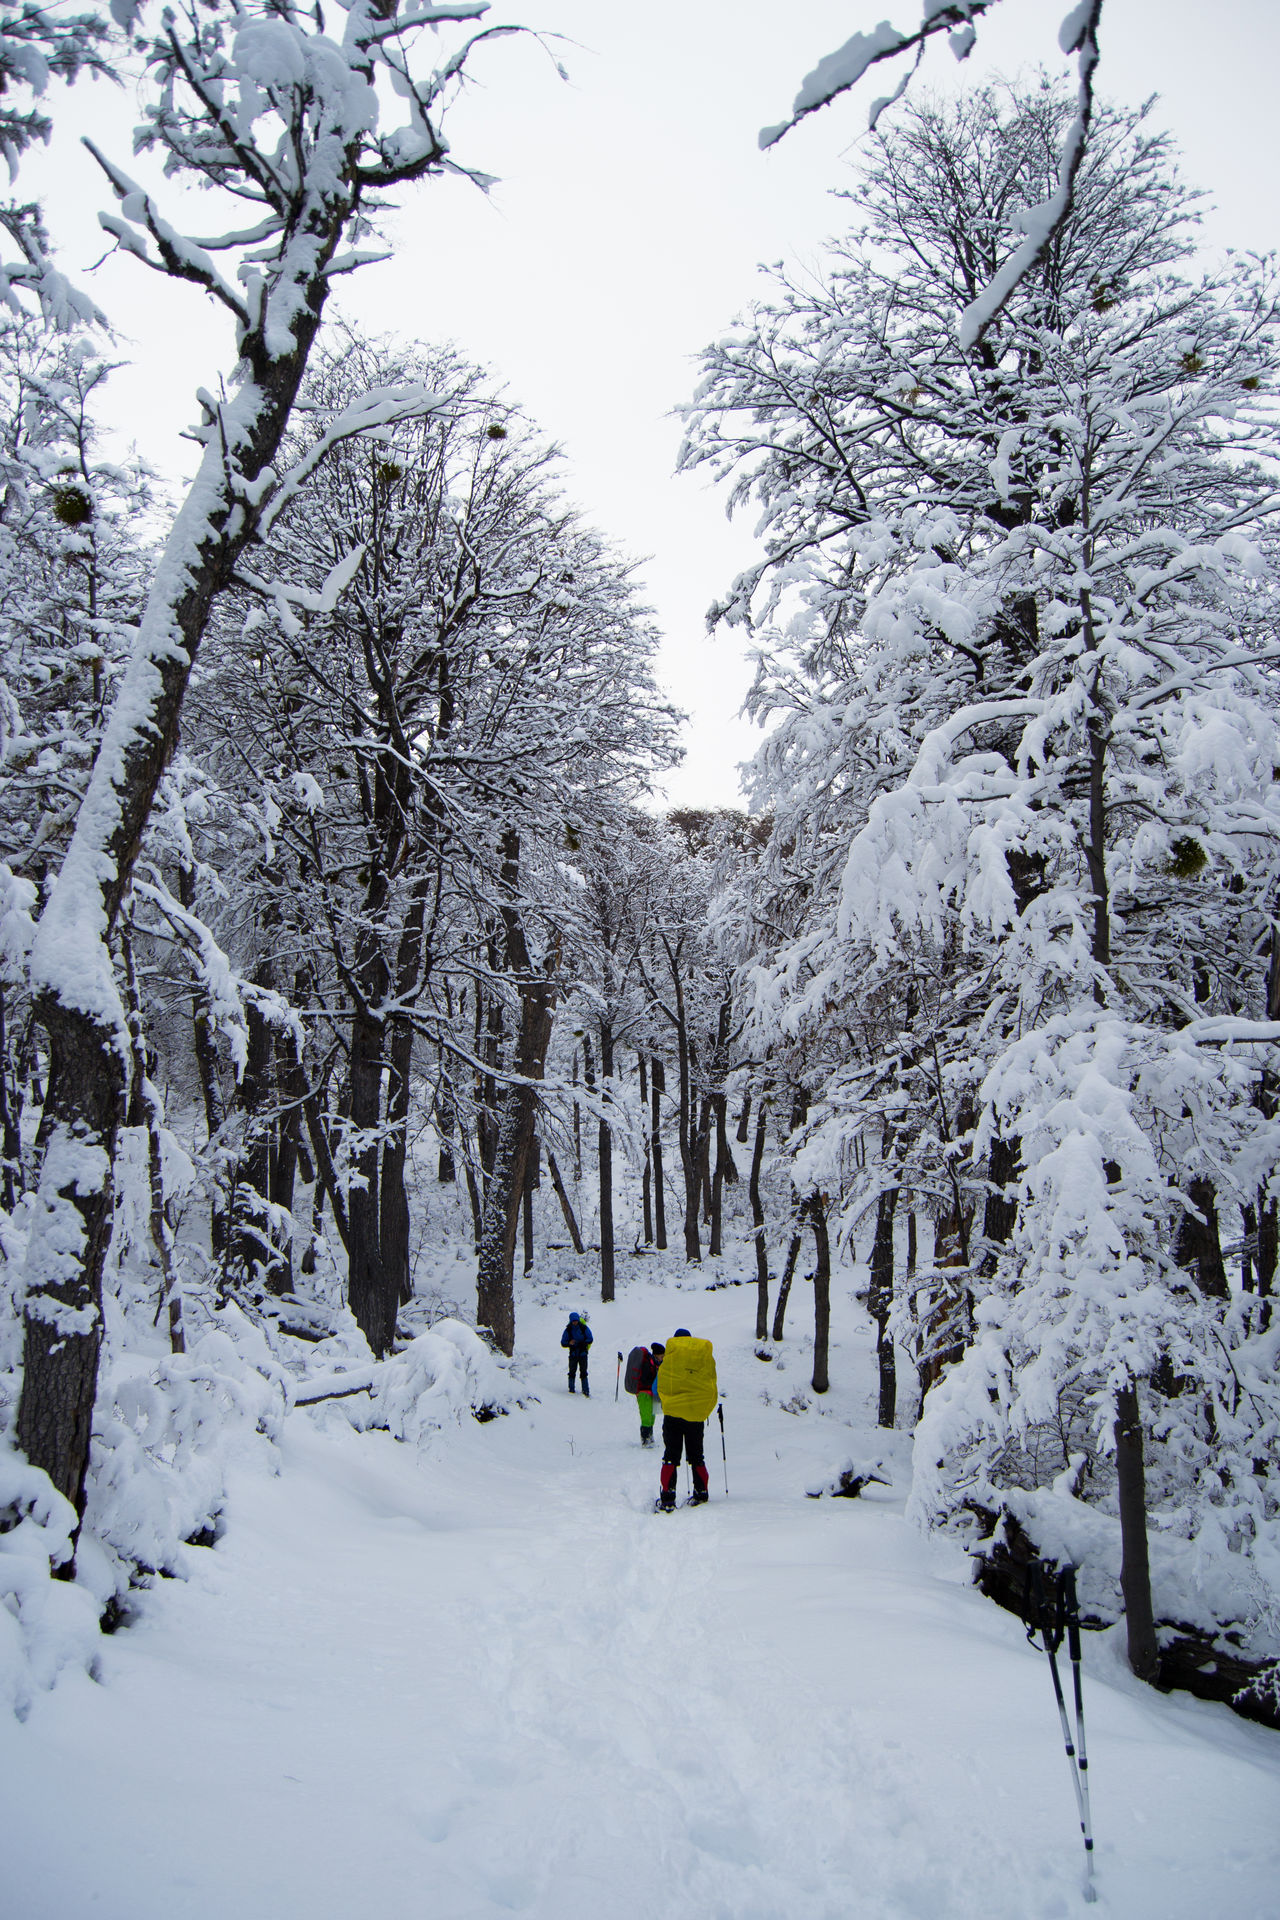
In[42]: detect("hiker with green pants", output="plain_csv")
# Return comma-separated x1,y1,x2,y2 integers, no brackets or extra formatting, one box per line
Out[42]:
623,1341,665,1446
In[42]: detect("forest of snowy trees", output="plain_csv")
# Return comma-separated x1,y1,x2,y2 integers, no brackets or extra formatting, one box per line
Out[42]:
2,0,1279,1762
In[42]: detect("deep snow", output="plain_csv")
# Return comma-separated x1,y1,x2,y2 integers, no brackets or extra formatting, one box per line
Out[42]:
4,1269,1279,1920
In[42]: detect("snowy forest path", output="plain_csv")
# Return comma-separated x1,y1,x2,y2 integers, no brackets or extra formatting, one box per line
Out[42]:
4,1282,1280,1919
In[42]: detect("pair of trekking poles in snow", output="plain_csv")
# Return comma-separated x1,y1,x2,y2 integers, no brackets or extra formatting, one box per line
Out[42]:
614,1352,729,1495
1025,1560,1097,1904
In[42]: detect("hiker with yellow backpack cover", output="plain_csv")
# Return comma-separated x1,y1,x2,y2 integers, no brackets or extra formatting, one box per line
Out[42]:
655,1330,717,1510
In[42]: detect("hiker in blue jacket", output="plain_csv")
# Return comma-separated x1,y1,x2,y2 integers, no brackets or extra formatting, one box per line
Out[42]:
560,1311,593,1395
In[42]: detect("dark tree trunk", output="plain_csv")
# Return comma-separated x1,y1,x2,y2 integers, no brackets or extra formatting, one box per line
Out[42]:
599,1023,615,1302
121,926,184,1354
179,862,226,1252
435,1081,457,1183
749,1101,769,1339
236,980,275,1286
869,1183,898,1429
1114,1380,1159,1682
465,1159,484,1252
545,1147,584,1254
639,1056,653,1247
664,941,701,1264
809,1194,831,1394
476,830,557,1355
476,982,553,1352
268,1026,303,1298
16,999,121,1520
650,1055,667,1251
347,1007,396,1356
523,1137,540,1276
771,1227,802,1343
572,1047,581,1181
1175,1174,1228,1299
981,1130,1020,1269
709,1093,731,1257
380,1026,414,1310
696,1095,713,1225
736,1089,752,1146
0,984,19,1210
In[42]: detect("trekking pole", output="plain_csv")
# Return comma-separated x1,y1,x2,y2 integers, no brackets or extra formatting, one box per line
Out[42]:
615,1352,622,1402
717,1404,728,1497
1026,1562,1096,1904
1062,1567,1096,1903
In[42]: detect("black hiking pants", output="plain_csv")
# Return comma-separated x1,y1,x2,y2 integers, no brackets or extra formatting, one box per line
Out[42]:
660,1415,708,1497
568,1350,590,1394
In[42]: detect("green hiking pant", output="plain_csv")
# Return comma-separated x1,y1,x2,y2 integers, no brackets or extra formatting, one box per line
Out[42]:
637,1390,656,1432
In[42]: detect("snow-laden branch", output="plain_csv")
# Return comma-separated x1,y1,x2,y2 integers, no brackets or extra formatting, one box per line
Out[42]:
760,0,1106,351
259,384,454,537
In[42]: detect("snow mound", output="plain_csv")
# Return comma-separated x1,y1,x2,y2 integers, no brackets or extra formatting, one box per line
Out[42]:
805,1449,893,1499
371,1320,518,1446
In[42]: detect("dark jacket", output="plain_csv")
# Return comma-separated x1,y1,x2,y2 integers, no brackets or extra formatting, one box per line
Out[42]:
560,1317,593,1353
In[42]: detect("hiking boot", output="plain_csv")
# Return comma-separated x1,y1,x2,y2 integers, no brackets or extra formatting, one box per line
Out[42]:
689,1489,709,1506
657,1493,676,1512
640,1429,654,1447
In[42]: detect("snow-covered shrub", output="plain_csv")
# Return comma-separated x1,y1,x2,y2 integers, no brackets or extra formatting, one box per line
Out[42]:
81,1305,290,1597
370,1319,518,1447
0,1446,101,1719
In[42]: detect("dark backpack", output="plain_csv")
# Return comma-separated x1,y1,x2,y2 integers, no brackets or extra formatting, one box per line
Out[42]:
623,1346,651,1394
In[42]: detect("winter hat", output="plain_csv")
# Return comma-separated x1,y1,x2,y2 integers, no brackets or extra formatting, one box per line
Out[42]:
568,1312,580,1321
673,1328,691,1338
651,1341,666,1353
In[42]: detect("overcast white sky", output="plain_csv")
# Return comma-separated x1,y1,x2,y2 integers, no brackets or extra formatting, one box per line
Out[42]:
21,0,1280,807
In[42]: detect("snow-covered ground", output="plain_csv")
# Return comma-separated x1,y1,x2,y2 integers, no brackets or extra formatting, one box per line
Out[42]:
4,1269,1279,1919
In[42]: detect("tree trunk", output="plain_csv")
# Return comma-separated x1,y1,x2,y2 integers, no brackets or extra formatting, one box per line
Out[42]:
598,1022,615,1302
697,1094,713,1224
435,1080,457,1183
869,1183,898,1429
122,926,184,1355
572,1047,581,1181
810,1194,831,1394
772,1227,802,1343
709,1093,729,1257
749,1101,769,1339
0,983,20,1210
476,830,557,1355
736,1089,752,1146
236,981,275,1287
347,1006,396,1357
667,947,701,1264
268,1028,302,1298
981,1130,1020,1270
650,1055,667,1251
639,1055,652,1247
1175,1174,1228,1299
1114,1379,1159,1682
15,997,119,1522
545,1147,584,1254
178,862,226,1252
523,1137,539,1276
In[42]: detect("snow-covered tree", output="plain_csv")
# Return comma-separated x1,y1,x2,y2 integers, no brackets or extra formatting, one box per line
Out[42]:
13,0,523,1522
688,83,1280,1678
177,334,678,1356
765,0,1103,348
